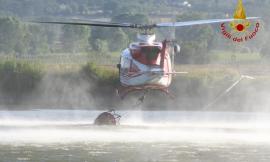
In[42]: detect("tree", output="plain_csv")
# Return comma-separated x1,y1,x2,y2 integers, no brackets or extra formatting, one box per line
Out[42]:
112,13,149,24
103,1,120,16
88,13,150,53
260,33,270,59
89,27,128,52
108,29,128,51
175,12,214,64
112,13,149,40
0,17,26,54
92,39,109,54
61,25,90,53
25,25,50,55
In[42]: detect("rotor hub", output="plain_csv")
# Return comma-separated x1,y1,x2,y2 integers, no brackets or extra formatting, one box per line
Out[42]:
137,34,156,43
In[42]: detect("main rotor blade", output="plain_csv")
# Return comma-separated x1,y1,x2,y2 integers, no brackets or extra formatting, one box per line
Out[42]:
156,17,260,27
31,20,140,28
30,17,260,29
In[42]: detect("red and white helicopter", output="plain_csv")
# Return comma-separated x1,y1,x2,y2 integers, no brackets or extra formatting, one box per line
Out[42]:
35,17,258,99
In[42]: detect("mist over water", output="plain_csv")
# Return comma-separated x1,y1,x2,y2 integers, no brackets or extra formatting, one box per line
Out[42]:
0,110,270,144
0,0,269,161
0,110,270,162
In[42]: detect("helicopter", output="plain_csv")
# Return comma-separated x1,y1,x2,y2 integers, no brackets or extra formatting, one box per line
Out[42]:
34,16,258,100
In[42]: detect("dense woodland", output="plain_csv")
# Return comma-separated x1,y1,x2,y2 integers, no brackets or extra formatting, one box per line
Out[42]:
0,0,269,63
0,0,269,110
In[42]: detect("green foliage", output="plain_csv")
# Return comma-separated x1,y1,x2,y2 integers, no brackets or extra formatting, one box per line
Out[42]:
0,17,25,54
91,39,109,53
88,13,148,52
25,25,50,55
108,29,129,51
0,0,269,64
210,50,262,63
180,41,209,64
112,13,149,24
175,12,214,64
112,13,149,40
83,62,118,86
260,33,270,59
0,0,166,17
0,60,43,95
61,25,90,53
102,0,151,16
0,16,52,55
90,27,128,52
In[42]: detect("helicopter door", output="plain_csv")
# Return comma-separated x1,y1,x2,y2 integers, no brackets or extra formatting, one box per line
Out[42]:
120,56,131,75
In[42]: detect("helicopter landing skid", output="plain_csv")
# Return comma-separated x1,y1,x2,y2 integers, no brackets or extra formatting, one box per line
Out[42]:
116,85,175,100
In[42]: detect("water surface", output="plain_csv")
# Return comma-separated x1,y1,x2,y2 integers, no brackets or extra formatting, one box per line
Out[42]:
0,110,269,162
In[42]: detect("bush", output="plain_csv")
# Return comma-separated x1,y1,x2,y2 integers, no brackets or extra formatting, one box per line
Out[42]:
0,60,43,95
82,62,119,86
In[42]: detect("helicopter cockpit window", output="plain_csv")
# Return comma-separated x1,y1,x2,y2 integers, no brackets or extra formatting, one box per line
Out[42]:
130,45,161,65
141,46,161,65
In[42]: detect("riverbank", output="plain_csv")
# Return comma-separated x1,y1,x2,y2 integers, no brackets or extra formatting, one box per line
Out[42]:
0,60,269,111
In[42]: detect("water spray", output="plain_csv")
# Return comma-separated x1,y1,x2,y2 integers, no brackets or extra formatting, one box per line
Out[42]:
204,75,255,109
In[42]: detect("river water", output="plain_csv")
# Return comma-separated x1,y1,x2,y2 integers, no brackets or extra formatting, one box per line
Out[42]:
0,110,269,162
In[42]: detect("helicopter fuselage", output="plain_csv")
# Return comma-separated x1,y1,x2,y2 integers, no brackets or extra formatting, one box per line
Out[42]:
117,36,173,98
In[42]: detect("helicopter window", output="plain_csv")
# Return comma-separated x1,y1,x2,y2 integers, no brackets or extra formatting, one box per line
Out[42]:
141,46,161,65
131,46,162,65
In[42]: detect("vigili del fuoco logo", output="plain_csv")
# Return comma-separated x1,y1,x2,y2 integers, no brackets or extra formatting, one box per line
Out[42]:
220,0,260,43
